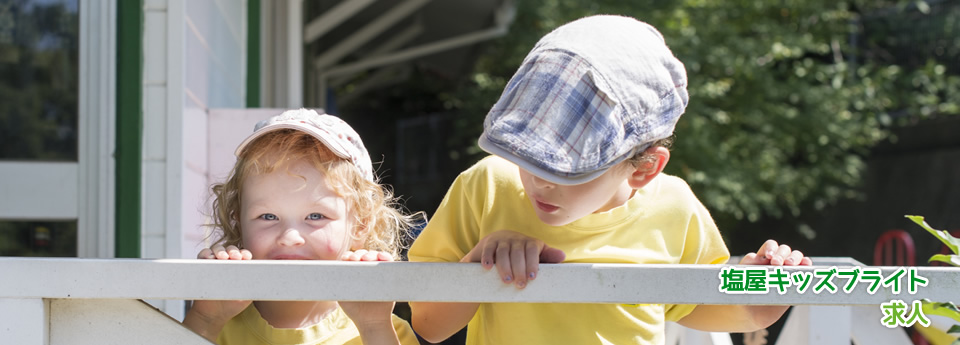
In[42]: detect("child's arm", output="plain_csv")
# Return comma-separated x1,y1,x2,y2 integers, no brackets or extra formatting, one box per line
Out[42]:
338,250,403,345
677,240,812,332
410,230,565,343
182,245,253,342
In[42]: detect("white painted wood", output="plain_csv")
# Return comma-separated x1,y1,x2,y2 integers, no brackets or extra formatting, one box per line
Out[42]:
78,0,117,259
850,305,913,345
303,0,376,43
0,298,48,345
207,108,292,183
665,322,733,345
776,306,810,345
0,259,954,306
312,0,431,70
49,299,207,345
162,1,186,321
315,1,513,108
0,162,78,220
286,0,303,108
809,306,851,345
260,0,304,108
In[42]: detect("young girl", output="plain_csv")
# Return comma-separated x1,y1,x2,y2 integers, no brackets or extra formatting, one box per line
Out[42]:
182,109,420,345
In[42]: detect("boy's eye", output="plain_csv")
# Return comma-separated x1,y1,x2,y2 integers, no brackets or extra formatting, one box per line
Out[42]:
306,213,325,221
258,214,278,221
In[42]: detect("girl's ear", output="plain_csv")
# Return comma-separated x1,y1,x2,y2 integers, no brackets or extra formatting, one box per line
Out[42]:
350,223,369,250
626,146,670,189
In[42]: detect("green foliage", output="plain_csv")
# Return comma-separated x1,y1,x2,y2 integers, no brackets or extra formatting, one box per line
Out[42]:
910,216,960,345
0,0,79,161
438,0,960,226
906,215,960,265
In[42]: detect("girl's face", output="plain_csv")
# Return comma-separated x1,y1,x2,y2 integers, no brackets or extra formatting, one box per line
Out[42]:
518,161,635,227
239,157,355,260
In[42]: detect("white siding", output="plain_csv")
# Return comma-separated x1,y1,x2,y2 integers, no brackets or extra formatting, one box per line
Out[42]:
140,0,246,320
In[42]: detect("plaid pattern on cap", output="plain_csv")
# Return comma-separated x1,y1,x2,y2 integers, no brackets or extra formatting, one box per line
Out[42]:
478,15,688,185
235,109,374,181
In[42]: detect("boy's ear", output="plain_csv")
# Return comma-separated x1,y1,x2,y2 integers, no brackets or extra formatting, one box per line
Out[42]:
626,146,670,189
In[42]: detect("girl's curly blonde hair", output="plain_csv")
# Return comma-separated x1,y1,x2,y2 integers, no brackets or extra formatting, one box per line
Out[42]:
209,129,416,258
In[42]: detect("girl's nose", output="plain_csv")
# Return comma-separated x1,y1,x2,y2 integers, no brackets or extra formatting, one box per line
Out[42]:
531,175,555,189
277,228,306,247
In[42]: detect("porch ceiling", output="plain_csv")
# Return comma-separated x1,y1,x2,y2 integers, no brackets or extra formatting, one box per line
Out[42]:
304,0,513,107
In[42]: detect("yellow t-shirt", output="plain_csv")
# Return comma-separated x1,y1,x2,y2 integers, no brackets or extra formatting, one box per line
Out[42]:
217,304,420,345
408,155,730,345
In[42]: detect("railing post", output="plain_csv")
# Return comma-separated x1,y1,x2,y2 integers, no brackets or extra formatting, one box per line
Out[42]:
776,305,852,345
0,298,49,344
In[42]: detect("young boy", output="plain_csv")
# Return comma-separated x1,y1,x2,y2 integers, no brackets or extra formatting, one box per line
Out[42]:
407,15,812,345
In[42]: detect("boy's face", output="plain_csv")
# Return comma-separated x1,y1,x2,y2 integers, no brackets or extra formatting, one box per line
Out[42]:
518,162,636,226
239,155,355,261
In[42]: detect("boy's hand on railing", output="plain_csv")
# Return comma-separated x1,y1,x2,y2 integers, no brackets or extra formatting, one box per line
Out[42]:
738,239,813,266
460,230,566,290
183,245,254,341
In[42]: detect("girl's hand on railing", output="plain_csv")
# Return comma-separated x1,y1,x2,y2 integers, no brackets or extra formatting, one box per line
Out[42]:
198,244,253,260
460,230,566,290
183,245,253,341
738,239,813,266
338,250,401,344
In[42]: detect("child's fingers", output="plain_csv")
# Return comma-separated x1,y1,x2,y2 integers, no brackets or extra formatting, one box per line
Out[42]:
225,245,244,260
539,245,566,264
495,243,513,284
758,239,779,260
197,248,215,259
770,244,792,265
510,241,528,289
783,250,802,265
376,251,393,262
800,256,813,266
212,245,229,259
480,241,497,269
525,242,541,281
738,252,763,265
360,250,380,261
347,249,368,261
240,249,253,260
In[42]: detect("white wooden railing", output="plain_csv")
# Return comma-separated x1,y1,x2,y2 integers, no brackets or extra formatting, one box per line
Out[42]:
1,257,956,345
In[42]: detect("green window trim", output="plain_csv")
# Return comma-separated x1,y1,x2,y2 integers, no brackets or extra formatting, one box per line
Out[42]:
115,0,143,258
247,0,260,108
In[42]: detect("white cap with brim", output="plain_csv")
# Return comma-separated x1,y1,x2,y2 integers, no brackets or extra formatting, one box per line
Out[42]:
234,108,374,182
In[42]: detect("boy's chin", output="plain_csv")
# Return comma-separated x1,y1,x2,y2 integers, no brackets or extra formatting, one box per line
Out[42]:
535,212,576,227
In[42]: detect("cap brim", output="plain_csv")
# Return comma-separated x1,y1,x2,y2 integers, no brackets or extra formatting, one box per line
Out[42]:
478,134,607,186
234,123,352,161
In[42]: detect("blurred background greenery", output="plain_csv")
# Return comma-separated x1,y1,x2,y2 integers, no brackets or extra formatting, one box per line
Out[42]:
337,0,960,264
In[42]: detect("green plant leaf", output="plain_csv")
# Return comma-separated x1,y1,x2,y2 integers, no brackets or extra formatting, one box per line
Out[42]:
907,215,960,256
950,325,960,334
922,300,960,323
929,254,960,266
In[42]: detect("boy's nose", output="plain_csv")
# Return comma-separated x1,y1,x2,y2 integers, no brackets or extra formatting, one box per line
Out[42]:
531,175,555,189
277,228,306,247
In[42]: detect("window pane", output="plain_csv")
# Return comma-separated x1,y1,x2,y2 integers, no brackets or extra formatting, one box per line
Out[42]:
0,221,76,257
0,0,79,161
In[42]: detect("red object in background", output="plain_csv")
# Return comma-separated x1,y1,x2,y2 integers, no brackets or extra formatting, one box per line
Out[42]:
33,226,51,247
873,229,916,266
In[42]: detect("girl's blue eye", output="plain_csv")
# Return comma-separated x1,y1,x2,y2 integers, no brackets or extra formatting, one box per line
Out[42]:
259,214,278,221
307,213,325,221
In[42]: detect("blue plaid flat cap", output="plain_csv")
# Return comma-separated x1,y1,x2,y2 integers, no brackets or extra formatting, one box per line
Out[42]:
478,15,688,185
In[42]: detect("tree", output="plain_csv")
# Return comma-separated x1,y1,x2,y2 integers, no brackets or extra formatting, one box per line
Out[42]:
434,0,960,233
